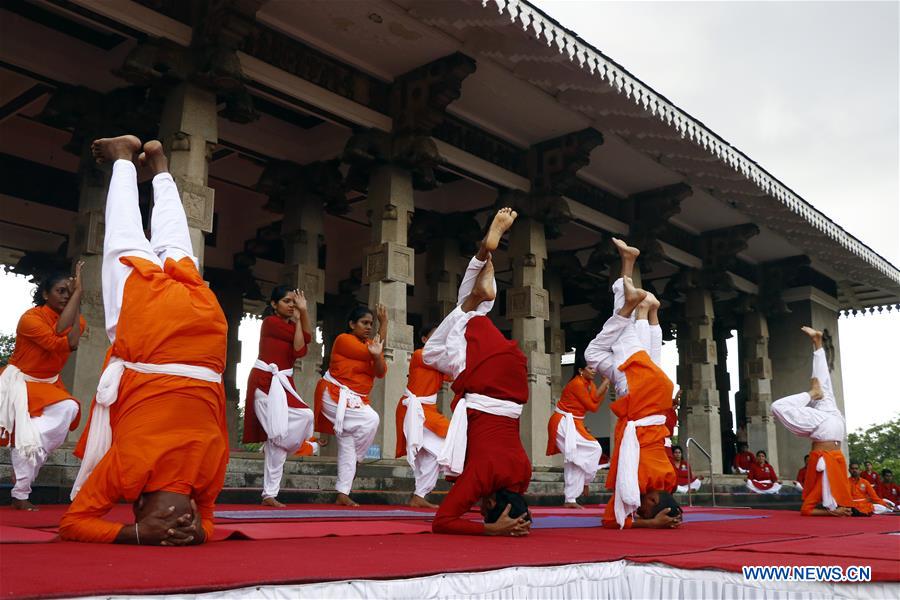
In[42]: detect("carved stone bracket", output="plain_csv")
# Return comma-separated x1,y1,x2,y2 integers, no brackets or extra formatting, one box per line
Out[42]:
756,255,811,316
283,264,326,304
174,175,216,232
506,286,550,320
69,210,105,258
363,242,415,285
628,183,692,267
527,128,603,197
408,209,482,256
257,159,348,215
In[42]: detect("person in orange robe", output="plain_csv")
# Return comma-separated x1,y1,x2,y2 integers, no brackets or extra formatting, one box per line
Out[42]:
395,322,451,508
243,285,314,507
671,445,703,493
58,136,228,546
315,305,387,506
1,267,86,510
584,239,681,529
849,462,896,514
294,437,320,457
877,469,899,504
860,461,880,487
772,327,853,517
733,442,755,474
547,354,609,508
746,450,781,494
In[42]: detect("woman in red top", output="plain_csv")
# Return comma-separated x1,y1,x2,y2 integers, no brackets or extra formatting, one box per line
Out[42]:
746,450,782,494
395,322,451,508
794,454,809,489
547,354,609,508
671,446,702,493
315,304,387,506
1,266,85,510
243,285,313,507
861,461,880,487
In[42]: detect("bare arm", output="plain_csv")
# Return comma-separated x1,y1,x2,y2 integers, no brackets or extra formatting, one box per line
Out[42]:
57,261,85,350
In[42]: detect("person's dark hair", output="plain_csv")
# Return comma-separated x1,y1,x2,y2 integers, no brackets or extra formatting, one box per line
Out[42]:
419,321,439,345
756,450,767,458
849,461,860,469
672,445,683,454
572,351,588,375
882,469,893,476
483,488,530,524
803,455,809,461
650,491,682,519
346,305,374,327
32,272,69,307
262,284,293,317
737,442,748,451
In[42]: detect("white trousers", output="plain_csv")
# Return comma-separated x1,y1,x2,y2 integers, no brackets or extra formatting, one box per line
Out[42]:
771,349,845,442
746,480,782,495
103,160,196,343
676,479,702,494
411,428,444,498
320,389,380,495
556,428,602,503
584,313,645,397
11,400,79,500
253,390,313,499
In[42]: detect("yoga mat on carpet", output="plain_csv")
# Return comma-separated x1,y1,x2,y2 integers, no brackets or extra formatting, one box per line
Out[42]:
728,531,900,559
212,520,432,541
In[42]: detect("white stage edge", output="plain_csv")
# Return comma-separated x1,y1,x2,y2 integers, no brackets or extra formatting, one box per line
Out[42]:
83,560,897,599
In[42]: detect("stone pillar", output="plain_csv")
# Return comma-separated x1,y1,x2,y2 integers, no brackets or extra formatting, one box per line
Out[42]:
741,310,778,467
362,166,416,459
158,82,217,268
546,271,565,401
425,237,465,416
676,287,723,473
713,322,734,469
507,216,552,466
208,275,243,447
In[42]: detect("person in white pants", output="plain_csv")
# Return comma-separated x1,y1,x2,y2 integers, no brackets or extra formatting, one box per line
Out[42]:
243,285,315,507
1,269,85,510
315,304,387,506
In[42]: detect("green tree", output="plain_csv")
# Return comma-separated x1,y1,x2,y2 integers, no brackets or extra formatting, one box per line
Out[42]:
848,415,900,474
0,333,14,367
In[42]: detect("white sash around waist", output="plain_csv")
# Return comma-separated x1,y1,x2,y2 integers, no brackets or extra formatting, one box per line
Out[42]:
323,371,365,436
71,356,222,500
401,389,438,468
437,393,523,477
614,413,667,529
816,456,836,510
0,365,60,462
554,407,583,464
253,359,303,442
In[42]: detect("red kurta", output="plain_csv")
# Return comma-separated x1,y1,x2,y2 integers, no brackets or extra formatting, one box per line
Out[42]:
546,376,603,456
395,349,451,458
663,407,677,462
314,333,385,434
796,466,807,483
860,469,880,486
602,351,676,529
876,481,899,503
432,316,531,535
733,451,755,472
242,316,311,444
1,305,86,438
673,459,695,487
60,256,229,543
748,462,778,490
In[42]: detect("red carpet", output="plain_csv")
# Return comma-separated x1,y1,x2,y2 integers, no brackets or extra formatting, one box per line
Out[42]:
0,505,897,598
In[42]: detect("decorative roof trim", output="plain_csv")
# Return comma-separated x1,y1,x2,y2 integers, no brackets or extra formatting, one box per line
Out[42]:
486,0,900,287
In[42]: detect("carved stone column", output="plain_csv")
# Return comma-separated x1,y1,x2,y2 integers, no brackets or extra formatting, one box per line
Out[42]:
713,317,735,469
207,270,244,446
740,309,778,467
546,271,565,401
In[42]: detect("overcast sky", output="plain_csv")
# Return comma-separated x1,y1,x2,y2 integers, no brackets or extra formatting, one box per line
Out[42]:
531,0,900,431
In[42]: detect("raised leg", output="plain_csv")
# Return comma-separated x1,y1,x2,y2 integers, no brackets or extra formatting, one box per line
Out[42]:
144,140,197,268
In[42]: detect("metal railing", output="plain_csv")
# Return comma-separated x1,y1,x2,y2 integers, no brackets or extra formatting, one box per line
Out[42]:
684,437,716,507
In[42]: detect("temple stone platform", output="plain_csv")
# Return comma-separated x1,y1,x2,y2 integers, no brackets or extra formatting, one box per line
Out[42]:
0,447,802,510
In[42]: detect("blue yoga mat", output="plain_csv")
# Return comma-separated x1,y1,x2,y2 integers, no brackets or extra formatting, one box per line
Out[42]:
531,512,767,529
215,509,433,520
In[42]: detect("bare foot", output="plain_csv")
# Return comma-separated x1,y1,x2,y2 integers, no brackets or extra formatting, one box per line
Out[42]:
640,292,660,311
262,496,286,508
829,507,852,517
563,502,585,509
612,237,640,278
801,326,823,350
484,207,517,253
10,499,38,511
408,495,438,509
335,493,359,507
472,257,496,302
809,377,823,401
618,276,647,318
138,140,168,176
91,135,142,164
583,484,590,498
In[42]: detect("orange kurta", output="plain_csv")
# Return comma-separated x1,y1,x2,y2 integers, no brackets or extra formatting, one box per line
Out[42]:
546,376,603,456
59,256,229,543
602,351,676,529
1,305,86,435
849,477,885,515
314,333,385,434
800,449,854,516
395,349,451,458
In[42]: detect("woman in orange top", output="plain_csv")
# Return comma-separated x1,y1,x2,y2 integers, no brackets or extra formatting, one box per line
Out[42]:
1,265,85,510
547,354,609,508
395,322,451,508
315,304,387,506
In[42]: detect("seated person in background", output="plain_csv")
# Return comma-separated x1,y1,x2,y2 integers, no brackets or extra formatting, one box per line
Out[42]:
670,445,702,493
849,462,896,515
794,455,809,489
733,442,754,474
860,461,880,487
877,469,899,504
746,450,781,494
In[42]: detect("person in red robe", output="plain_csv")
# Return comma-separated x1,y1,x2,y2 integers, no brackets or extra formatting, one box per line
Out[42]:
671,445,702,493
794,454,809,489
59,136,228,545
746,450,781,494
424,208,532,536
243,285,314,507
1,266,86,510
860,461,880,487
663,388,680,464
733,442,754,474
395,322,452,508
877,469,899,504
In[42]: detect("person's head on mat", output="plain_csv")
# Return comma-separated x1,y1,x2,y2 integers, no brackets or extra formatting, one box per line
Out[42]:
481,488,531,528
637,489,682,524
756,450,768,466
672,445,683,462
132,490,200,545
347,306,375,341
